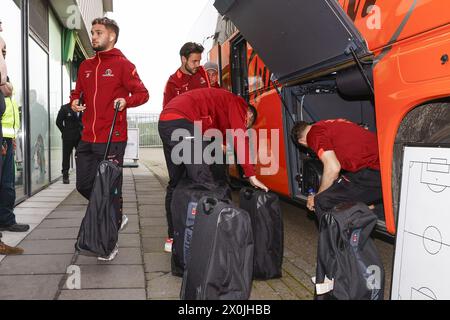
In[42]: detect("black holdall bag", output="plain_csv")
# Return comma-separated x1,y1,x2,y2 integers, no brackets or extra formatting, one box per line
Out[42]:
181,197,254,300
75,102,123,258
170,179,232,277
314,202,385,300
239,187,284,280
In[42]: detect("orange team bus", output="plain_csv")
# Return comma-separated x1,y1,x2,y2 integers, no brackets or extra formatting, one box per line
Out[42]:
209,0,450,237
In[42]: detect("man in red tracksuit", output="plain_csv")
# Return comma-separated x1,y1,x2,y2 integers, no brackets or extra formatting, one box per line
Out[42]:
159,88,268,252
291,119,383,221
162,42,210,108
71,17,149,261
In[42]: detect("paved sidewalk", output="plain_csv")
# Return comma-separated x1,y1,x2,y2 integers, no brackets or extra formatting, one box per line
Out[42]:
0,169,147,300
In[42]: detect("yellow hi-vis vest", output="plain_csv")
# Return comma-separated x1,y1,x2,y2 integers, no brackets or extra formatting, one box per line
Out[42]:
2,93,20,139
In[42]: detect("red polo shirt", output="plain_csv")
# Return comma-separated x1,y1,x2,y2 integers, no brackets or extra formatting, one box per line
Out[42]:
307,119,380,172
162,66,210,108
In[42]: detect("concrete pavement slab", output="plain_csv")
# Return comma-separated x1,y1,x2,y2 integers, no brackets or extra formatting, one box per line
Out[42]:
19,240,76,255
39,218,83,229
141,226,167,238
141,237,167,253
147,273,182,300
139,205,165,218
0,275,63,300
143,253,171,273
0,254,73,275
58,289,146,300
140,218,167,227
63,265,145,289
118,233,141,248
27,227,79,240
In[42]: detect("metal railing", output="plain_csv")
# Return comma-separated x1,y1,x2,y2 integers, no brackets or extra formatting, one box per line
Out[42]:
127,114,162,147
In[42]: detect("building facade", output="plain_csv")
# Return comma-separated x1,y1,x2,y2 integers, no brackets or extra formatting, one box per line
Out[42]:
0,0,113,201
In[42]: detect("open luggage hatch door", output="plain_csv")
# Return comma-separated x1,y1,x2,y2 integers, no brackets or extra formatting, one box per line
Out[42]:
214,0,371,85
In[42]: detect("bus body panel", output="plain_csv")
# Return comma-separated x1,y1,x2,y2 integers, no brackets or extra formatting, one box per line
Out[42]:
339,0,450,54
374,26,450,234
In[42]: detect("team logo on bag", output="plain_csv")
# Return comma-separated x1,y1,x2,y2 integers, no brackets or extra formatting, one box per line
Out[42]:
351,229,361,247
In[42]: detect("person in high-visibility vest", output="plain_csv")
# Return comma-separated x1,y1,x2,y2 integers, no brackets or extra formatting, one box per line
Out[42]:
0,31,25,255
0,42,30,234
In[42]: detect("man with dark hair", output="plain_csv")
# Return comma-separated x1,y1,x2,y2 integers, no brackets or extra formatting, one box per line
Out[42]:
91,17,120,45
159,88,268,252
71,17,149,261
291,119,382,221
162,42,210,107
56,91,83,184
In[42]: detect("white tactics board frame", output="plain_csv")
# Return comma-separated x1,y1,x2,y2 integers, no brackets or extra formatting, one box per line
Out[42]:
392,146,450,300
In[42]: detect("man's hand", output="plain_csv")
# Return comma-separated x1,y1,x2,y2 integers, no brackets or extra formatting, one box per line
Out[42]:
114,98,127,112
12,139,16,151
307,195,315,212
249,176,269,192
0,81,12,97
71,99,86,113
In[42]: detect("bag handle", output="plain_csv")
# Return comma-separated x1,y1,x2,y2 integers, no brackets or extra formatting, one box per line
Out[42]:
104,101,121,161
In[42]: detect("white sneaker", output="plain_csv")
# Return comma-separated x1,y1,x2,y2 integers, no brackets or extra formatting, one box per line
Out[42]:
98,245,119,261
120,215,129,232
164,238,173,253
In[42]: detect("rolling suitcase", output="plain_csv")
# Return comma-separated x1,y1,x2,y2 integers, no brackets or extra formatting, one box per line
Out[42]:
181,197,254,300
171,180,231,276
314,202,385,300
239,188,284,280
75,102,123,258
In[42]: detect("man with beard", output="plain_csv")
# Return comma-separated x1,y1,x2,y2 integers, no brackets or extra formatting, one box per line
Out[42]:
71,17,149,261
162,42,210,108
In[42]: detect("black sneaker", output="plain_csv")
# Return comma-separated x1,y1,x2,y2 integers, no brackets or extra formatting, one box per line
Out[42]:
63,176,70,184
0,223,30,233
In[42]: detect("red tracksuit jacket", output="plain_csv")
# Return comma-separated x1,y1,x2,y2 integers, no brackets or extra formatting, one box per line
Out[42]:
162,66,210,108
71,48,149,143
160,88,256,177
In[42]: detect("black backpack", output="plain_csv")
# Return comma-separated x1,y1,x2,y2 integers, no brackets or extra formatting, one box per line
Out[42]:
315,202,385,300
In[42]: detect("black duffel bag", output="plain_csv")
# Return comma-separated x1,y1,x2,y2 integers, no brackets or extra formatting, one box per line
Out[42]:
181,197,254,300
75,160,122,258
314,202,385,300
239,188,284,280
171,179,231,276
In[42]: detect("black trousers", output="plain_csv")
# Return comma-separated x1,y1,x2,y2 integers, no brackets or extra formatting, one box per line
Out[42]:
158,119,217,239
62,139,80,176
314,168,383,222
75,141,127,200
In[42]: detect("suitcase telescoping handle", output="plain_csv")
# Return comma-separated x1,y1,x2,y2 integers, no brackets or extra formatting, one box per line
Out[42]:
104,101,121,161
